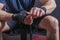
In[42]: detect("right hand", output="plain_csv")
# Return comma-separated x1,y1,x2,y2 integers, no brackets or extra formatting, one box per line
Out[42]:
29,7,45,19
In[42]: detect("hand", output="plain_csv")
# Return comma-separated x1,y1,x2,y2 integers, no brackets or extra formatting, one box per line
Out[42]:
30,7,45,19
24,14,33,25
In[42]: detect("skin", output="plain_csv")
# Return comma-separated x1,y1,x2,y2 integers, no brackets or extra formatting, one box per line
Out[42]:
0,0,59,40
24,0,59,40
0,3,4,9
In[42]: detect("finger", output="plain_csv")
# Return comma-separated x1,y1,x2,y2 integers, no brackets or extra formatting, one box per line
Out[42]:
30,7,37,15
40,9,46,17
38,9,41,16
40,10,43,17
27,12,30,15
33,8,38,15
41,9,45,15
29,16,33,25
37,9,40,17
30,8,34,14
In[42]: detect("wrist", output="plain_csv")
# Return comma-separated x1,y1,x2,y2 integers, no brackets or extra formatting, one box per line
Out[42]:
12,14,19,21
41,7,47,14
12,11,28,23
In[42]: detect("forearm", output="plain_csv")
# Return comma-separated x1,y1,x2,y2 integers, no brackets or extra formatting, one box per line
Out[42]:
0,3,13,21
0,10,13,21
41,0,57,14
0,9,28,24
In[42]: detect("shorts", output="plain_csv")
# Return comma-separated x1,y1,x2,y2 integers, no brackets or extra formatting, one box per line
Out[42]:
7,15,48,30
7,21,19,30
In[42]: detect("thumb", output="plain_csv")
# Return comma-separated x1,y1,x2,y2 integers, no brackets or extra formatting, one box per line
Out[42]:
29,16,33,25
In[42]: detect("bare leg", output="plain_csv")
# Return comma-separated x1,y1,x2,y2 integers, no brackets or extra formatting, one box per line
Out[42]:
0,21,5,40
0,22,10,40
38,16,59,40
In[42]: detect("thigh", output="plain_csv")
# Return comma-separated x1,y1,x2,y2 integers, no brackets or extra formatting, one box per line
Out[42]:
0,21,18,32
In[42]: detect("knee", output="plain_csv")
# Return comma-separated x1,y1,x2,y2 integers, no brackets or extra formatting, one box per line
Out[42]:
44,16,59,32
45,16,59,25
39,15,59,32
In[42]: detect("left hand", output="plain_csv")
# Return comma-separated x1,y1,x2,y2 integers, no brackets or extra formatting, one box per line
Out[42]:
29,7,45,19
24,14,33,25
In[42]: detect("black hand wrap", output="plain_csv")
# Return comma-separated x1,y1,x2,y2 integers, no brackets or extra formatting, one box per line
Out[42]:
41,7,47,14
12,11,28,23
